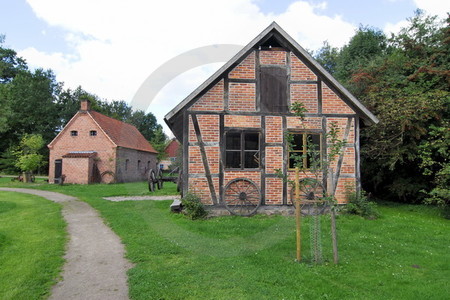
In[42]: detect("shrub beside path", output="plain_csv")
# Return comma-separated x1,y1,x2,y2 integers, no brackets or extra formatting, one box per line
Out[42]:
0,188,132,300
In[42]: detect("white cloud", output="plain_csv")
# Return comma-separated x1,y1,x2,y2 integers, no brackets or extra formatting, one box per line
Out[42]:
22,0,359,133
384,0,449,39
414,0,450,19
383,19,409,36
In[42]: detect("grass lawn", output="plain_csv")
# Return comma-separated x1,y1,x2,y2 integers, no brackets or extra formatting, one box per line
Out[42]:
0,178,448,299
0,190,66,299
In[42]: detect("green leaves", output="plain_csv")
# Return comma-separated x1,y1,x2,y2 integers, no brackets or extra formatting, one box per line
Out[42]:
14,134,45,173
313,11,449,205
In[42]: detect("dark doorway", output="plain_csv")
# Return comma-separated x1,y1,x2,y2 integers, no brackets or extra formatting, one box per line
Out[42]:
55,159,62,178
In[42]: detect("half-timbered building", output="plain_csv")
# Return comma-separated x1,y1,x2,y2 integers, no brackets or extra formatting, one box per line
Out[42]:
164,22,378,213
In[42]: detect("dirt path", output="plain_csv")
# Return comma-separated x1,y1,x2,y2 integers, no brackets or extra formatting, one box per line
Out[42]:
0,188,132,300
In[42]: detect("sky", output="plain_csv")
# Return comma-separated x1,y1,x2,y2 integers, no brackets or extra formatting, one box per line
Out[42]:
1,0,449,136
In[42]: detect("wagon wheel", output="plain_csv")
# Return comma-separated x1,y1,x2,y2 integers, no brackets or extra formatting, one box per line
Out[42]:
156,168,163,190
224,178,261,216
176,170,182,193
148,169,156,192
290,178,328,215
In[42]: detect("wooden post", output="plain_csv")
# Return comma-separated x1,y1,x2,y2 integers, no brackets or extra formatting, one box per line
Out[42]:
295,167,301,262
331,206,339,264
328,169,339,264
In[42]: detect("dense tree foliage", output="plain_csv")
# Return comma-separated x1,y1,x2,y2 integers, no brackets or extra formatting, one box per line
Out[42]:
0,37,166,174
315,10,449,210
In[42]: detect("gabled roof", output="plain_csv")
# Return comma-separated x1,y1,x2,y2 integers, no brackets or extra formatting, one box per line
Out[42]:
48,110,157,154
164,22,379,133
164,138,180,157
89,111,158,153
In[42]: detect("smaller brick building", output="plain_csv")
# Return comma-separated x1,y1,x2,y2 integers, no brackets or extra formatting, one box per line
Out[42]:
160,138,180,170
48,100,158,184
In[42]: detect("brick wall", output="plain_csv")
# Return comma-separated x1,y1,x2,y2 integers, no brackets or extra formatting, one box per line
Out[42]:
62,156,93,184
229,82,256,112
322,83,355,114
190,80,224,111
290,84,318,113
290,53,317,81
116,148,157,183
229,52,256,79
224,115,261,128
260,50,286,65
265,177,283,204
265,116,283,143
265,147,283,174
286,116,322,130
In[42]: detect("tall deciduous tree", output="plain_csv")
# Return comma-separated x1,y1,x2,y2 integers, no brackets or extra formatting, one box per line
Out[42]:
315,11,449,206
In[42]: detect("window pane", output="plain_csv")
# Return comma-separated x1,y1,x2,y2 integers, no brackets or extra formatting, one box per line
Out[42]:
289,152,302,169
226,151,240,168
244,133,259,150
226,132,241,150
292,134,303,150
308,134,321,150
306,134,321,168
244,151,259,168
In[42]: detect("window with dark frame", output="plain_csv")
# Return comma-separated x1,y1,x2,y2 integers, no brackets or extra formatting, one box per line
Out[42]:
90,130,97,136
70,130,78,136
125,159,129,171
225,131,260,169
288,133,321,169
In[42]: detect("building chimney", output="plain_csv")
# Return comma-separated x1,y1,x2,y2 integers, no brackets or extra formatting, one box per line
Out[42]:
80,99,91,111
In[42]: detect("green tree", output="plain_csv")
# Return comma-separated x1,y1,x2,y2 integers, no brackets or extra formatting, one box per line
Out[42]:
355,11,449,203
0,35,27,83
129,110,161,141
0,68,60,147
314,41,340,75
14,134,45,175
150,126,168,161
313,11,449,206
334,25,388,87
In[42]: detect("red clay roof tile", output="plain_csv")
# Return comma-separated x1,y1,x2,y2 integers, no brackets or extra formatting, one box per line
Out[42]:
89,111,157,153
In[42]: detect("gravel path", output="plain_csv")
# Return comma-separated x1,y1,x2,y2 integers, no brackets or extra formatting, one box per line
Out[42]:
0,188,132,300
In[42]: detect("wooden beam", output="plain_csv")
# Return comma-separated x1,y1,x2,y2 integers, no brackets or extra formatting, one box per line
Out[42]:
219,114,225,204
355,116,361,197
282,115,288,205
261,115,266,205
182,111,189,197
191,114,218,205
332,117,353,195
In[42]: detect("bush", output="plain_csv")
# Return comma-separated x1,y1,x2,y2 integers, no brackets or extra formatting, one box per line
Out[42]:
345,189,380,219
181,193,208,220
